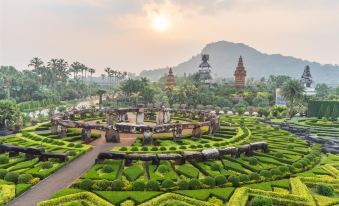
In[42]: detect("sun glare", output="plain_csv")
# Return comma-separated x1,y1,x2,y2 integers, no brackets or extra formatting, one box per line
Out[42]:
152,15,170,31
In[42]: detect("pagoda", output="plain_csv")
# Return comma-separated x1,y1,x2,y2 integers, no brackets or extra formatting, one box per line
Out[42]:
165,68,176,89
198,54,212,85
301,65,313,88
234,56,247,89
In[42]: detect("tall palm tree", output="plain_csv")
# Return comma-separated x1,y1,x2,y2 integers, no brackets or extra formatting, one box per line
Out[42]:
28,57,44,69
88,68,96,94
282,79,305,118
104,67,111,88
70,61,82,80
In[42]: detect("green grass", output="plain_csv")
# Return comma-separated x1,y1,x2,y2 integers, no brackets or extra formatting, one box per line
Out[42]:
95,191,162,204
176,164,200,179
123,165,144,181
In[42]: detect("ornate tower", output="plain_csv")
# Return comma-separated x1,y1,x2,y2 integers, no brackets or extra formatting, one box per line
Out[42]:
301,65,313,88
234,56,247,89
165,68,176,89
198,54,212,85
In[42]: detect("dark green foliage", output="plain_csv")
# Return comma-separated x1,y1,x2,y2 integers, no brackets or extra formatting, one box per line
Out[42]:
41,161,53,169
274,153,284,158
308,101,339,118
79,179,93,190
189,179,201,190
102,165,113,173
249,157,257,165
215,175,227,186
178,180,189,190
210,163,221,171
249,173,260,181
228,175,240,186
318,184,334,196
251,196,272,206
157,165,169,174
68,151,77,156
133,181,145,191
278,166,289,174
112,179,124,191
203,176,215,187
0,169,7,179
260,170,272,178
270,168,282,176
0,155,9,164
161,179,175,189
146,180,160,191
239,174,250,182
4,172,19,183
18,174,33,184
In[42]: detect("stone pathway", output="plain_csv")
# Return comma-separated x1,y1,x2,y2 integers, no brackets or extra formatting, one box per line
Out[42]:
7,132,136,206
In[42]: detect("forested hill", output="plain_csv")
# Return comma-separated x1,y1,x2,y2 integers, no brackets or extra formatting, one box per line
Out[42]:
139,41,339,84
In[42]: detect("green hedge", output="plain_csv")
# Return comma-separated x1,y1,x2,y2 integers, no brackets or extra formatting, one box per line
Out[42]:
308,101,339,118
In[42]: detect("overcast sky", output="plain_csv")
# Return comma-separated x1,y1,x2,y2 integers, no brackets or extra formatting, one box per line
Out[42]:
1,0,338,75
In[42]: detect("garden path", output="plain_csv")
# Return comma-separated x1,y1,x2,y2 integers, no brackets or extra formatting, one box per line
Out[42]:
7,131,137,206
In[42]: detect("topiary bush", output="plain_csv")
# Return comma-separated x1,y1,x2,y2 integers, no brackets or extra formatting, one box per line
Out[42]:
68,151,77,156
4,172,19,183
41,161,53,169
146,180,160,191
260,170,272,179
249,172,260,181
18,174,33,184
239,174,250,182
251,196,272,206
275,153,284,158
133,181,145,191
157,165,169,174
102,165,113,173
215,175,227,186
189,179,201,190
210,163,221,171
178,180,189,190
0,155,9,164
161,179,175,189
318,184,334,196
248,157,257,165
0,169,7,179
228,175,240,186
112,179,124,191
79,179,93,190
203,176,216,187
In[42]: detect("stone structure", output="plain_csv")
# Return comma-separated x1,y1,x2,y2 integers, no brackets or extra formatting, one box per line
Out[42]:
105,127,120,143
142,128,153,145
198,54,212,86
136,104,145,125
165,68,176,89
95,141,269,165
234,56,247,89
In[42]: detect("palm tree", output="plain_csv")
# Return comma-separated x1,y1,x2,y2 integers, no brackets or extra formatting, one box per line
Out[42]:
70,61,82,80
28,57,44,69
104,67,111,88
88,68,95,94
96,89,106,107
282,79,305,118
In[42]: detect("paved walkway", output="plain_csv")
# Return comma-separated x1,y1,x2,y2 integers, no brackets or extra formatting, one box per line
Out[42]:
7,132,136,206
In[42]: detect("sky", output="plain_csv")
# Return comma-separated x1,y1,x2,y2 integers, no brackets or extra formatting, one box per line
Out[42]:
0,0,338,75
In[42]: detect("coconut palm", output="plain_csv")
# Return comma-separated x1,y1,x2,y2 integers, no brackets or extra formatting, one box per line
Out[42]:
282,79,305,118
70,61,82,80
28,57,44,69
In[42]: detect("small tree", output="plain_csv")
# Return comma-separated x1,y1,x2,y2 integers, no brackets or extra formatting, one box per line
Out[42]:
0,100,21,130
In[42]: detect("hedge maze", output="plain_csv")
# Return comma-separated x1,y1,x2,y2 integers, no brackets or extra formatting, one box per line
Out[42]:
37,115,339,206
0,123,91,205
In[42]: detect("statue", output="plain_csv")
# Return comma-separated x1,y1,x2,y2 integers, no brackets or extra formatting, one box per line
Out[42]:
143,127,153,145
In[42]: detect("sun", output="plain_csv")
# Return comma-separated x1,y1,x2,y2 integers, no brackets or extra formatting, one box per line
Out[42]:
152,15,170,31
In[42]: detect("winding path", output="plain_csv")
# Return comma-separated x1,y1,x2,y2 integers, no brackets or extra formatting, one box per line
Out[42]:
7,132,136,206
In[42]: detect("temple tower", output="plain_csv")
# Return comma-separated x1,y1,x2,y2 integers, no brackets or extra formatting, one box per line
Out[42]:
165,68,176,89
198,54,212,85
301,65,313,88
234,56,247,89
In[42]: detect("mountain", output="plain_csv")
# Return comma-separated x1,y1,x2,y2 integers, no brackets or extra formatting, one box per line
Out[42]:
139,41,339,85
